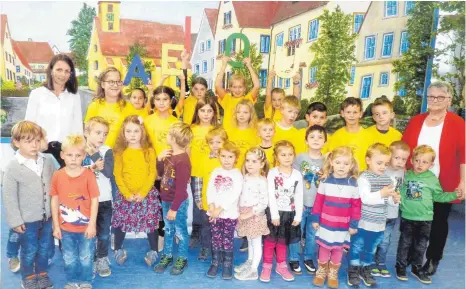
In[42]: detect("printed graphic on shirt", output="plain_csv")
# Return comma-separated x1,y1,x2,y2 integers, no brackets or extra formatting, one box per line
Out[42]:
214,174,233,192
82,155,101,180
157,131,169,146
59,204,90,226
299,161,321,189
192,138,209,154
161,166,175,191
405,180,424,200
274,175,298,210
394,176,403,192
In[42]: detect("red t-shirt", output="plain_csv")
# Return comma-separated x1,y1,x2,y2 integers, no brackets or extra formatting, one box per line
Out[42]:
50,168,100,233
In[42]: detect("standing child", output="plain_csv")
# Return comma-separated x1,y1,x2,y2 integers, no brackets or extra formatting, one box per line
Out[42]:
197,127,228,261
188,97,219,249
111,116,162,266
154,123,193,275
257,118,275,166
129,88,149,118
297,102,329,154
372,141,410,278
50,135,99,289
205,141,243,280
3,121,56,289
366,97,402,147
395,145,462,284
271,95,301,147
234,148,271,281
215,56,260,130
348,143,400,288
261,140,303,283
289,125,327,275
83,117,114,278
264,70,301,122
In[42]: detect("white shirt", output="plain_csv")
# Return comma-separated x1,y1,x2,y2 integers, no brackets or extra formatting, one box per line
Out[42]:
15,151,45,177
25,86,83,142
417,121,444,177
206,167,243,219
239,175,268,216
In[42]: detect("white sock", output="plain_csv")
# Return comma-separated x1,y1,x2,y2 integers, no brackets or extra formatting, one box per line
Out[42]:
251,236,262,270
247,237,254,261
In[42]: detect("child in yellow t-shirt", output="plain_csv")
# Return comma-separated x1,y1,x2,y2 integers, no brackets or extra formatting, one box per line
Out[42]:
272,95,301,147
215,56,260,130
85,67,137,148
257,118,276,166
366,97,402,147
228,99,260,168
188,96,219,250
198,127,228,260
264,69,301,122
327,97,373,171
296,102,329,154
129,88,149,119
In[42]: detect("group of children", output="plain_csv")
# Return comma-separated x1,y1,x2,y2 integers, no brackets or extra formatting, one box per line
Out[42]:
3,51,464,289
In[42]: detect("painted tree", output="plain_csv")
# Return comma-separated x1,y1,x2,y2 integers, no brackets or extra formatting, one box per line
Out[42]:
231,43,262,92
310,6,357,115
124,42,154,95
67,3,96,86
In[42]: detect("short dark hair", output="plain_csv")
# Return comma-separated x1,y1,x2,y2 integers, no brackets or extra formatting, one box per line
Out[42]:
305,125,327,142
340,97,362,111
45,54,78,94
151,85,175,108
191,76,208,89
306,102,327,115
131,88,147,100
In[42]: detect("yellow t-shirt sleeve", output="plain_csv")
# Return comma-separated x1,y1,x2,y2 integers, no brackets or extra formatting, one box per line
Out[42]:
84,101,98,122
138,149,157,198
218,93,231,108
264,104,272,119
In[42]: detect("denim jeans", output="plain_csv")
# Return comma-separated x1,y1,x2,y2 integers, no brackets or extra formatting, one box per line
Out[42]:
374,218,397,265
200,209,212,249
62,231,96,283
396,218,432,268
19,218,53,279
7,230,20,258
96,201,112,258
349,228,384,266
162,199,189,258
289,206,316,261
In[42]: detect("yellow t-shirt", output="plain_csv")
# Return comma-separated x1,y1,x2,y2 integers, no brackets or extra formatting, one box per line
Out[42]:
228,127,260,168
189,125,213,177
182,96,198,125
261,145,275,167
327,127,373,171
134,108,149,119
85,100,137,148
296,127,332,155
200,154,221,210
272,123,302,153
264,105,282,122
366,125,402,147
219,93,254,131
144,111,180,155
114,147,156,199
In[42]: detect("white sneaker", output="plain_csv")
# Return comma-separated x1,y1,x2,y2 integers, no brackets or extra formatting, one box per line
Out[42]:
234,260,252,273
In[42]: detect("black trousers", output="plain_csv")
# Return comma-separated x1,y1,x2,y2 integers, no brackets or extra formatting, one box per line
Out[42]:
113,227,159,252
426,202,452,262
95,201,112,258
396,218,432,268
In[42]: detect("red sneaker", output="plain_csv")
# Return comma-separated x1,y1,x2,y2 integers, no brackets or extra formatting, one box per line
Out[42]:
276,262,295,281
260,263,273,283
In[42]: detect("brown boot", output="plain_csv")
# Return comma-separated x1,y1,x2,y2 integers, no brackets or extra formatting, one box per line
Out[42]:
327,262,341,289
312,261,329,287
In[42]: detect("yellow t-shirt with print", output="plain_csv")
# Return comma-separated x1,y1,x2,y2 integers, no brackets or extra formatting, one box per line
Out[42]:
264,105,282,122
144,111,180,155
200,155,221,210
261,145,275,167
272,123,301,152
85,100,137,148
366,125,402,147
228,127,260,168
219,93,254,131
327,127,373,171
296,127,332,155
190,125,214,177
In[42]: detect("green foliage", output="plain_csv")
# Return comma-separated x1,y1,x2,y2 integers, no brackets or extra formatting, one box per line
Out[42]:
1,80,16,90
1,89,31,97
124,42,155,95
67,3,96,85
78,75,88,86
231,43,263,92
310,6,357,115
392,95,406,115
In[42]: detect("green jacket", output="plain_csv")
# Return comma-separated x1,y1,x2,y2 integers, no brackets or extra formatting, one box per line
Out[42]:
400,170,457,221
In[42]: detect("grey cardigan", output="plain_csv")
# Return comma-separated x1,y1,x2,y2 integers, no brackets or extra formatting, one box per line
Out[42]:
2,156,56,228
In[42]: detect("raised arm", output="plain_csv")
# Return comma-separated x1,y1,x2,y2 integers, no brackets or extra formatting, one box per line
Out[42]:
174,66,187,118
265,69,276,111
244,57,260,102
215,56,230,101
292,70,301,99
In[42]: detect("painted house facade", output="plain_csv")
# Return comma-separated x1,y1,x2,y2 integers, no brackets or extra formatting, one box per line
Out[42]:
1,15,17,82
11,40,34,84
15,40,54,83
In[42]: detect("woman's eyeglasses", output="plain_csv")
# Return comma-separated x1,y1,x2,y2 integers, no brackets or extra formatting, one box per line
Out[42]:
103,80,123,86
427,95,450,102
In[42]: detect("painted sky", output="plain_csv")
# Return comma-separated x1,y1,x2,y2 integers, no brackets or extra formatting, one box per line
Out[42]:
0,1,219,52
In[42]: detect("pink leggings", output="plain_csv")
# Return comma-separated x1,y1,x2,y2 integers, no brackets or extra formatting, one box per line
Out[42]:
318,246,343,264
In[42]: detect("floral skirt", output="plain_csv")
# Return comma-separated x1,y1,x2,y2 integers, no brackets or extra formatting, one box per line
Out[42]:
111,187,161,233
265,208,301,245
237,208,270,239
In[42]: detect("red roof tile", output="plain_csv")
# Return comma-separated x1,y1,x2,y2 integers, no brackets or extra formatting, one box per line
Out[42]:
205,8,218,35
271,1,328,25
11,40,32,70
95,17,185,59
1,14,8,45
15,41,54,64
232,1,280,28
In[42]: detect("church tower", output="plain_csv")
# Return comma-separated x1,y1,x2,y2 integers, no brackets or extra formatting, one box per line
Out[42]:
98,1,120,32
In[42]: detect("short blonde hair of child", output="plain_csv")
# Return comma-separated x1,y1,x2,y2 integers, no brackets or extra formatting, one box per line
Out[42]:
257,118,275,130
234,99,257,128
371,98,394,113
366,143,391,159
205,126,228,143
168,122,193,148
11,120,44,150
389,140,410,153
322,146,359,180
273,140,295,166
228,74,246,88
241,147,270,177
412,145,436,162
62,135,86,151
281,95,301,110
220,141,240,161
85,116,110,133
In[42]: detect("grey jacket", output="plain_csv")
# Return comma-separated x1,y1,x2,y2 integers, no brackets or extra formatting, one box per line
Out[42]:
2,157,56,228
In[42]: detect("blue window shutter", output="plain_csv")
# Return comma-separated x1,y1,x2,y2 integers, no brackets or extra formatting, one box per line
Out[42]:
405,1,414,15
350,66,355,84
400,32,409,54
285,78,290,88
386,1,397,16
382,34,393,57
361,76,372,99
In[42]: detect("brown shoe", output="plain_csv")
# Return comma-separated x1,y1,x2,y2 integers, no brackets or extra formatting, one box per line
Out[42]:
312,261,329,287
327,262,341,288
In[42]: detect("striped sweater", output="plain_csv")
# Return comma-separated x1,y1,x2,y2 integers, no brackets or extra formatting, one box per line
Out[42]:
311,174,361,249
357,171,396,232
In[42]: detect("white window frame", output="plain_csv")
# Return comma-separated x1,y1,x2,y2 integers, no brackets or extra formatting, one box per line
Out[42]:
399,31,408,55
379,72,390,86
364,35,376,60
360,74,373,99
308,19,319,42
384,1,398,18
381,32,394,58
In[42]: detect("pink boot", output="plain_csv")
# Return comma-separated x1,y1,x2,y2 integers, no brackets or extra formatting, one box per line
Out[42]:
276,262,295,281
260,263,273,283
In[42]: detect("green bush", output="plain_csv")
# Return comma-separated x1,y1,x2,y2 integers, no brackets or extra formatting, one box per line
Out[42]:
1,89,31,97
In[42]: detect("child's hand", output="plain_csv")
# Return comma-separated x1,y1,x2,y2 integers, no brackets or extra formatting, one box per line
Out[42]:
196,201,202,210
456,188,464,200
181,50,190,62
243,57,252,67
349,228,358,235
272,219,280,226
209,216,217,224
178,71,186,80
94,158,104,171
312,222,319,230
292,71,301,82
269,69,276,79
167,209,177,221
126,194,135,202
85,224,96,239
291,220,300,226
133,194,144,203
393,192,401,204
161,74,169,82
157,149,173,161
380,185,395,197
53,227,62,240
13,224,26,234
222,55,231,66
146,79,153,91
